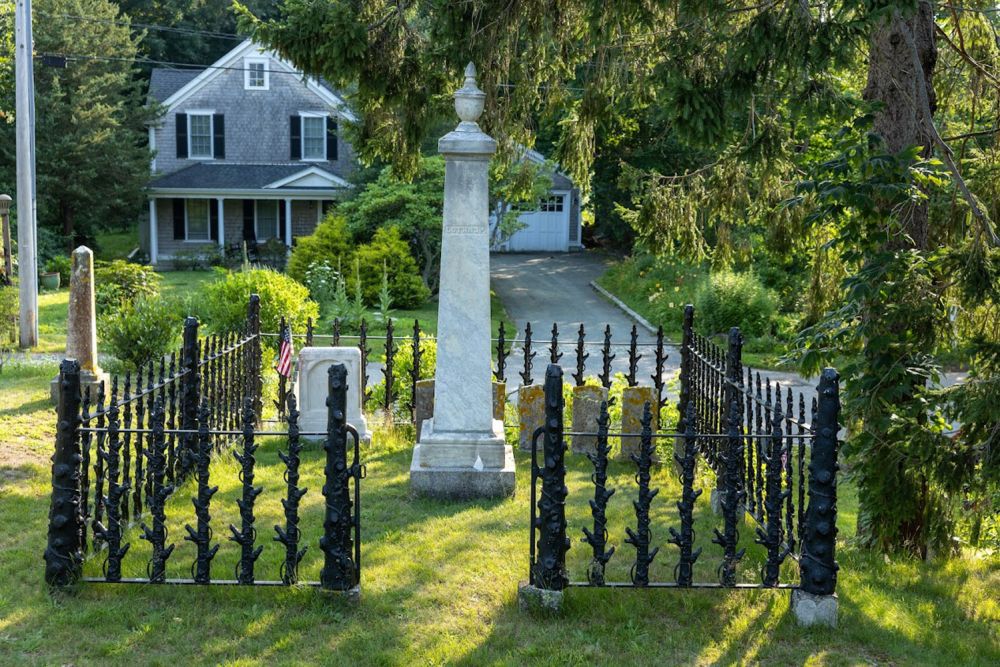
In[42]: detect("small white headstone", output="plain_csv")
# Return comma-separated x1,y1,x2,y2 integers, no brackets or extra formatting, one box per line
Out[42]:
294,347,369,441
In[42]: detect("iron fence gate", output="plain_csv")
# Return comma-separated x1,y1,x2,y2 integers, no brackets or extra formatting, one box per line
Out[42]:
44,296,364,596
527,305,840,598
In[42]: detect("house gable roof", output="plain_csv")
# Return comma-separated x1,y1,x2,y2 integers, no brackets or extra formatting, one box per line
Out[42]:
148,68,202,104
156,39,357,121
148,162,349,193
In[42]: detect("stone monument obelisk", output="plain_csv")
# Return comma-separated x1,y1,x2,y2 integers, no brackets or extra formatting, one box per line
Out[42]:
51,246,108,402
410,63,514,498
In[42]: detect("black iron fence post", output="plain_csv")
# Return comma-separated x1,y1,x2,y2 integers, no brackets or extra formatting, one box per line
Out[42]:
582,400,614,585
677,305,694,430
320,363,360,592
531,364,570,591
178,316,201,478
494,321,508,383
45,359,85,590
800,368,840,596
247,294,262,422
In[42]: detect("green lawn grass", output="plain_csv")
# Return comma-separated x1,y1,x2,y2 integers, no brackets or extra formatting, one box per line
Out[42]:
94,229,140,261
1,362,997,665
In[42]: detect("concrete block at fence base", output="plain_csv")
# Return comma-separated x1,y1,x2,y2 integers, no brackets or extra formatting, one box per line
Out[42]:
294,347,369,442
416,380,505,443
517,581,564,614
790,589,838,628
410,418,514,499
319,585,361,605
617,386,659,461
518,384,545,451
571,385,608,455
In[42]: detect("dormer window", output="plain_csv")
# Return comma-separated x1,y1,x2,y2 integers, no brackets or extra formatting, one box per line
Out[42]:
244,57,269,90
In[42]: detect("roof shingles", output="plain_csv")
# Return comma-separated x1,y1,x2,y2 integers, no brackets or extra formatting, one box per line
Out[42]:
148,163,341,191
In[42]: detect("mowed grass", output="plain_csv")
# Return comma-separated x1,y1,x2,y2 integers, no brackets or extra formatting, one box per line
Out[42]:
1,363,998,665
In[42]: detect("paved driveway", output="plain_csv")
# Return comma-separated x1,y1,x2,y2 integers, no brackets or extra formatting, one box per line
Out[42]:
490,252,680,389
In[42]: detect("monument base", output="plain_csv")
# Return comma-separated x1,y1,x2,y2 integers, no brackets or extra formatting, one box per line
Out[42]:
410,418,514,499
50,368,108,404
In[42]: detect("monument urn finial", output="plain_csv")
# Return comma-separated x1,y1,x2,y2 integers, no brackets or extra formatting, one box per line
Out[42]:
454,62,486,124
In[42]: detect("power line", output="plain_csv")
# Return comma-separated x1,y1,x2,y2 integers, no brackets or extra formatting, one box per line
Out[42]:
36,11,245,41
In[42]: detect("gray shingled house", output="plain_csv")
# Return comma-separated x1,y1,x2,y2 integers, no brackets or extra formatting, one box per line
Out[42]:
143,40,581,266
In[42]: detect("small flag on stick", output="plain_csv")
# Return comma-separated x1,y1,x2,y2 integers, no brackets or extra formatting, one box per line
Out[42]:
276,324,293,378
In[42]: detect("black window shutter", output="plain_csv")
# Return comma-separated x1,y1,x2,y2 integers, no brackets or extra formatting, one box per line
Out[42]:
175,113,188,158
243,200,256,242
278,201,287,242
326,118,338,161
172,199,185,239
209,200,220,241
213,114,225,159
290,115,301,160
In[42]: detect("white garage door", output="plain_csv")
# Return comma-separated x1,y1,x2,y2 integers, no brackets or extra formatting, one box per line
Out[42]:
507,192,570,252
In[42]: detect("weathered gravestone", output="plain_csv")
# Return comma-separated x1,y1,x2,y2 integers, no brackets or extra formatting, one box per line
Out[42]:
571,385,608,455
414,379,506,443
295,347,369,442
409,63,514,498
518,384,545,451
51,246,107,402
618,385,658,461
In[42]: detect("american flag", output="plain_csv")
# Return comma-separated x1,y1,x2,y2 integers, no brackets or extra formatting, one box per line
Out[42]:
276,325,293,377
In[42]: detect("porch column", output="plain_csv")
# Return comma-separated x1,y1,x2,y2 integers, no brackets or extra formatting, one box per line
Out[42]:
148,198,158,265
216,197,225,248
284,198,293,247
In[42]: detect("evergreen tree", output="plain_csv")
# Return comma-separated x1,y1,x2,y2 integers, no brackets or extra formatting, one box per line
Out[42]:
0,0,154,250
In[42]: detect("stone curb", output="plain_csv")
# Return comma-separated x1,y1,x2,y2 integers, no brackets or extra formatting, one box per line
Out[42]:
588,281,657,335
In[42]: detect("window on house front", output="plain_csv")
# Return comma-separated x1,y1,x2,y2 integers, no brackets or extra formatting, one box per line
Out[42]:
188,114,213,158
186,200,210,240
245,58,268,90
302,115,326,160
540,195,564,213
255,200,280,240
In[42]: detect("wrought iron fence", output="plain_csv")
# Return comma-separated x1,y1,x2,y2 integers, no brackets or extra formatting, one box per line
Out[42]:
266,316,674,421
527,307,840,597
44,358,363,593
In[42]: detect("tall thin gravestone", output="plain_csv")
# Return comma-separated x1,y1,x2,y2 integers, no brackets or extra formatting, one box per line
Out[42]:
51,246,107,402
410,63,514,498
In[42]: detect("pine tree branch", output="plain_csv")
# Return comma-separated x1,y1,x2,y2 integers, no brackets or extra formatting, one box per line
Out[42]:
899,13,1000,246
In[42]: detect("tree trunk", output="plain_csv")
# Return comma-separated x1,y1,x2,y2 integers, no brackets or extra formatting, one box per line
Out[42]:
863,2,937,250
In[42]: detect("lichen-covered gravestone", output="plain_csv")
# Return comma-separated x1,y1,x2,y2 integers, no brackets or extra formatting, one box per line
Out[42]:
571,385,608,455
518,384,545,451
618,386,658,461
51,246,107,402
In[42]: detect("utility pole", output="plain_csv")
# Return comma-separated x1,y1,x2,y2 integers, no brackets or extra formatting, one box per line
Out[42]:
15,0,38,348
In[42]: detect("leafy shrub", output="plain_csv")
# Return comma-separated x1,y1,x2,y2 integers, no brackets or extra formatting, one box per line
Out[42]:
0,286,17,373
94,260,161,313
305,259,365,329
98,295,183,370
694,271,777,337
287,215,355,283
44,255,72,285
202,267,318,345
368,335,437,417
257,238,289,271
173,245,223,271
355,227,430,308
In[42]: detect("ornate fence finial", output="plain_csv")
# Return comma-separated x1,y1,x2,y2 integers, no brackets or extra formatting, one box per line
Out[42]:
185,400,219,584
140,398,175,583
494,321,509,383
275,393,308,584
599,325,614,389
582,400,615,585
625,402,659,586
229,397,263,584
669,401,703,586
572,323,588,387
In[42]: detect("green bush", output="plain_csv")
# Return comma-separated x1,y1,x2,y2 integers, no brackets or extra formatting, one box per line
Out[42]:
355,227,430,308
287,215,355,283
202,267,318,345
98,295,183,370
94,260,161,313
694,271,777,337
368,335,437,417
44,255,72,285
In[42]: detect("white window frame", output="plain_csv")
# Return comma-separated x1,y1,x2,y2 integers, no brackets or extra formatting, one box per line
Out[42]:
244,57,269,90
254,200,281,241
540,195,564,213
186,110,214,159
184,199,211,242
300,111,328,161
